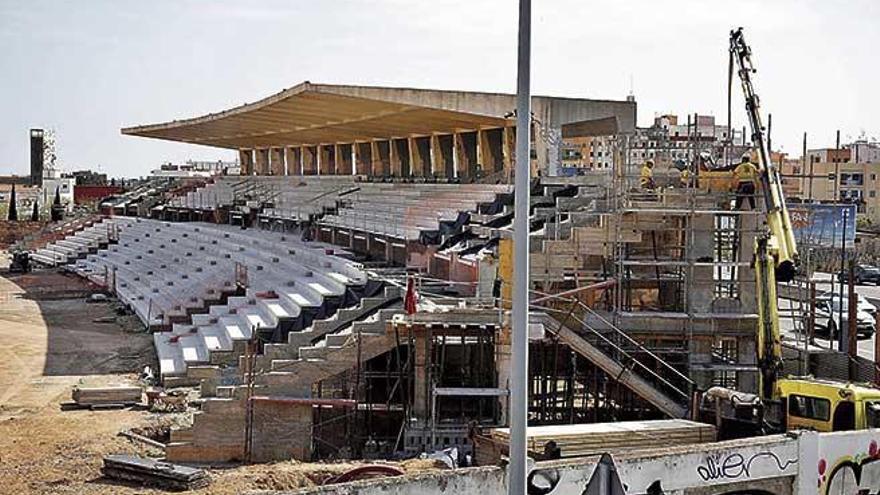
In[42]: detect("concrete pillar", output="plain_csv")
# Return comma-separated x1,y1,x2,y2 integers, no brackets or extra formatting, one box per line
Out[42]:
737,335,759,394
453,132,465,180
270,148,284,176
319,145,334,175
412,330,429,424
502,127,514,176
409,137,422,177
389,139,401,177
690,214,715,313
370,141,382,176
413,136,431,178
495,325,511,426
689,337,714,391
355,142,372,175
255,149,270,175
285,147,302,176
430,135,442,178
438,134,455,179
239,149,254,176
336,143,353,175
302,146,317,175
477,128,487,178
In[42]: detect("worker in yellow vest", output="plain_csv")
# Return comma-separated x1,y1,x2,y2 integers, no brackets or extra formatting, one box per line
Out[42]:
680,167,692,188
733,153,759,210
640,159,655,190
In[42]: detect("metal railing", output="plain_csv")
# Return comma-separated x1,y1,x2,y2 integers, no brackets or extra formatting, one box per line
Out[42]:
530,289,695,405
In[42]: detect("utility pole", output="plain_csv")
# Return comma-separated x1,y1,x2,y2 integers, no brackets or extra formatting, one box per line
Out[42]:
847,260,857,380
509,0,531,493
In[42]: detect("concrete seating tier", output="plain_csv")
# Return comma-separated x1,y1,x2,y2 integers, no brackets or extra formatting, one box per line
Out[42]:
317,182,511,240
31,222,116,266
47,217,367,379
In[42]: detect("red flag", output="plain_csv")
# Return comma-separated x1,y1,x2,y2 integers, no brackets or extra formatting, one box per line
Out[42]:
404,276,418,315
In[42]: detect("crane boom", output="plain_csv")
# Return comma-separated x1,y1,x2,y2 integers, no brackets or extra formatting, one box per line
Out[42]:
730,28,799,282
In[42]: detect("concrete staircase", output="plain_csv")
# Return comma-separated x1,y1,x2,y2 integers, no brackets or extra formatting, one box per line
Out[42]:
166,302,402,463
254,285,401,371
259,306,400,396
533,310,693,419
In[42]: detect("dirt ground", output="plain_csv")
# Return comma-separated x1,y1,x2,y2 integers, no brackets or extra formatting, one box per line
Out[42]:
0,266,442,494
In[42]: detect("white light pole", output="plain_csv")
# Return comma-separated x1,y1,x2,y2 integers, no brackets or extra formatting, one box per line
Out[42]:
509,0,531,493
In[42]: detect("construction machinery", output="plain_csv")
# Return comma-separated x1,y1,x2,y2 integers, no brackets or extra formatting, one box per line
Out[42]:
700,28,880,437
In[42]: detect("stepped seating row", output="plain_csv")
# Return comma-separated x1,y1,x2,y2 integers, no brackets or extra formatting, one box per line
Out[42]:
31,221,117,266
48,217,368,378
319,183,510,240
165,294,403,463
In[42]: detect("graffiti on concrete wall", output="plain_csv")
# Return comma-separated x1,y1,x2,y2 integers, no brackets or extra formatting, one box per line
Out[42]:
819,434,880,494
695,451,797,482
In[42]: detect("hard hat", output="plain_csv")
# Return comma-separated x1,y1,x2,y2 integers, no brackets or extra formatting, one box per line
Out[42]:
741,153,751,162
646,159,654,166
700,151,711,159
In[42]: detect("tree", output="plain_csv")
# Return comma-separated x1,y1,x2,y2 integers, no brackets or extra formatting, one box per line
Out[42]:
7,183,17,221
50,186,63,222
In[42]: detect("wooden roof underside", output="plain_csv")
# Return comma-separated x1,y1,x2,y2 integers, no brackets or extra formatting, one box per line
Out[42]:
122,85,510,149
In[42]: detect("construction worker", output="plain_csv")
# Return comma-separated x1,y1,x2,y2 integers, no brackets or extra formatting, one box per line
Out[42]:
640,159,655,190
733,153,759,210
680,166,692,188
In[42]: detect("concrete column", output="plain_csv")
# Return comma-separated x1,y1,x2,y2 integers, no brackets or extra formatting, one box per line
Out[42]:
495,325,511,426
255,149,270,175
408,137,422,177
430,135,442,178
355,142,372,175
302,146,317,175
690,214,715,313
477,128,487,178
285,147,302,176
319,145,334,175
389,139,401,177
689,336,714,391
336,143,353,175
438,134,455,179
370,141,382,176
453,132,465,180
239,149,254,176
412,330,429,425
503,127,514,176
270,148,284,176
737,336,759,394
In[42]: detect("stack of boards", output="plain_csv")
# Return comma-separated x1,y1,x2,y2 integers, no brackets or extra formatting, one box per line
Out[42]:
72,386,143,408
102,455,210,491
479,419,716,465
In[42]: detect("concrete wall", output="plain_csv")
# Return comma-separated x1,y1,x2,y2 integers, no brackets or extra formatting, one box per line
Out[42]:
280,429,880,495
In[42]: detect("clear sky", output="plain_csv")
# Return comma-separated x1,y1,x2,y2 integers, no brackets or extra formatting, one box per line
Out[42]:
1,0,877,178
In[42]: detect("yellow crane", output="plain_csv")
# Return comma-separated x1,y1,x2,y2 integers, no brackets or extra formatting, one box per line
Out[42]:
703,28,880,435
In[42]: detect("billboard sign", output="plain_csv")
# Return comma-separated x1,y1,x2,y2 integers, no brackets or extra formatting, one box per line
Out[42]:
788,203,857,248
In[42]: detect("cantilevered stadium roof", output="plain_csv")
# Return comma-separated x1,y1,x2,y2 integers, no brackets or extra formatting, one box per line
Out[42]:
122,82,636,149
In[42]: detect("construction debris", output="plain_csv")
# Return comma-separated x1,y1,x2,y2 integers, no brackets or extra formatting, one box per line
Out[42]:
145,388,188,412
71,385,142,408
101,454,210,491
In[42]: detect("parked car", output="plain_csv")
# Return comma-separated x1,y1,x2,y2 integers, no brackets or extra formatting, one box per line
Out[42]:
837,265,880,285
813,297,876,338
829,293,878,318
